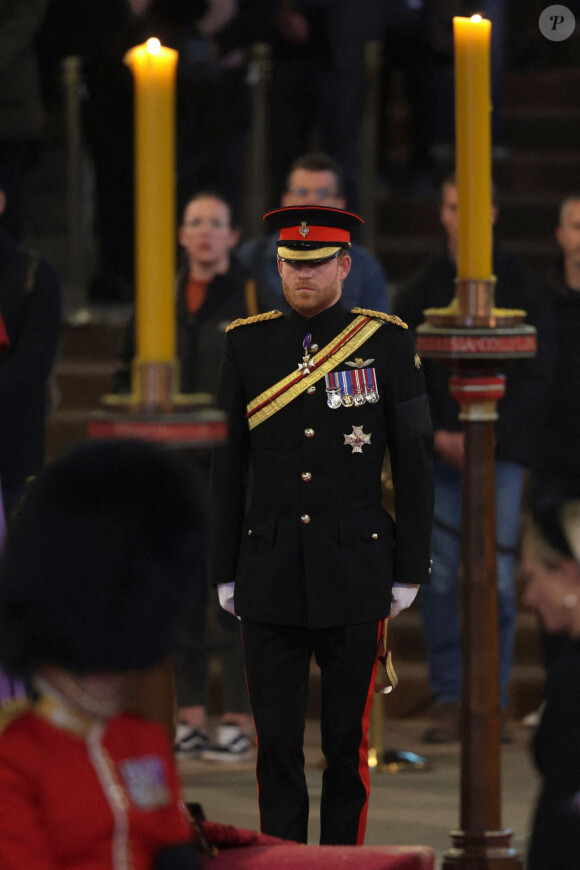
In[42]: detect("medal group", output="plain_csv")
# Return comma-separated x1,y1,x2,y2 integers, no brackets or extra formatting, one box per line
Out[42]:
299,334,380,410
324,367,379,409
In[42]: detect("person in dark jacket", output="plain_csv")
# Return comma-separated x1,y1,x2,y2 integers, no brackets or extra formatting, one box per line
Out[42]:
394,176,555,743
532,192,580,496
114,191,255,763
520,484,580,870
0,196,61,517
0,0,49,242
523,192,580,727
210,204,433,844
236,151,390,315
38,0,279,301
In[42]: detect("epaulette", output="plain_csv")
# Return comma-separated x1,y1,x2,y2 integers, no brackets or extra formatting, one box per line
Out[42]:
226,310,283,332
351,307,408,329
0,698,30,736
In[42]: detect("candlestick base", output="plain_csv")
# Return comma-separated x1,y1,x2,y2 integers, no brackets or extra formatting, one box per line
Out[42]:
456,277,494,324
88,406,227,449
98,359,218,416
415,323,536,361
442,829,522,869
421,278,528,329
133,360,178,413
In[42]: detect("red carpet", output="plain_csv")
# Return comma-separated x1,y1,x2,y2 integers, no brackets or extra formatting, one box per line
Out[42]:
201,843,435,868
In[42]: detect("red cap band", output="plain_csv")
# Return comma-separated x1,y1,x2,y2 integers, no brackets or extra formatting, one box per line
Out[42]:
279,225,350,243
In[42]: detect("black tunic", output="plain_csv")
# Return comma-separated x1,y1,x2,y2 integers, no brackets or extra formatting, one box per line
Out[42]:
210,299,434,628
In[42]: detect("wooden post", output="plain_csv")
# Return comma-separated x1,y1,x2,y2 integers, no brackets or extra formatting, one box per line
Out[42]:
416,312,535,867
123,656,176,736
441,417,520,867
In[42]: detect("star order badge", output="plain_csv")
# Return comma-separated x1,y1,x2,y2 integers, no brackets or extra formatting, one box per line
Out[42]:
344,425,372,453
299,221,309,237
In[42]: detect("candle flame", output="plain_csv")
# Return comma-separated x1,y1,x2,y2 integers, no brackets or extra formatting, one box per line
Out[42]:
470,13,483,22
146,37,161,55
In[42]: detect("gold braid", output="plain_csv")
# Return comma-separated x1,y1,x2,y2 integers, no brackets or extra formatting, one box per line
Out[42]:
226,310,283,332
351,307,408,329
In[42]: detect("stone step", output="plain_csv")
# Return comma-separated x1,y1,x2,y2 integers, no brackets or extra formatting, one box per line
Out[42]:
384,101,580,152
378,234,558,286
207,653,545,722
53,359,118,410
46,409,92,461
377,191,564,239
503,67,580,108
58,318,128,361
385,609,543,665
493,149,580,193
503,106,580,150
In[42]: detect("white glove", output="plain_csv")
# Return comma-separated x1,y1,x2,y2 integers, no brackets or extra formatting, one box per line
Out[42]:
218,582,236,616
390,582,419,618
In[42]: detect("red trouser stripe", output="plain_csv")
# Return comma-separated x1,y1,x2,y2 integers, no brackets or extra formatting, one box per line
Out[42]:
356,618,384,845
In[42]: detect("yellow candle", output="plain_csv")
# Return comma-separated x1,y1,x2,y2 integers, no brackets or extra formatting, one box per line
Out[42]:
125,39,178,362
454,16,493,280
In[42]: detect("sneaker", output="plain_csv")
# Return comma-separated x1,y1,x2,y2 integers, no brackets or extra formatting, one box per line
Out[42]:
174,724,208,758
522,703,545,730
202,724,254,762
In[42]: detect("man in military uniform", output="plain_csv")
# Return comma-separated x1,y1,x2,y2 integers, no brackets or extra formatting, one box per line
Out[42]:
210,205,433,845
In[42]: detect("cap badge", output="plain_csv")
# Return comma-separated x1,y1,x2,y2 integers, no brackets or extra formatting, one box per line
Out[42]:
299,221,310,237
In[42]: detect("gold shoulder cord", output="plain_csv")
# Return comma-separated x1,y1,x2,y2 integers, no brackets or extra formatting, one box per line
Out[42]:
351,307,408,330
247,315,383,430
226,310,283,332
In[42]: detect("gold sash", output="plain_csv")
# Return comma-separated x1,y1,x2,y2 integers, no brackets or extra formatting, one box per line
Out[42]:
246,314,383,430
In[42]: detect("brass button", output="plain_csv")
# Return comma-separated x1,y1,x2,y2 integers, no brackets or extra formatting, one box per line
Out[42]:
304,428,315,438
306,385,316,394
310,344,319,353
301,472,312,481
300,514,310,524
248,529,253,536
371,533,378,540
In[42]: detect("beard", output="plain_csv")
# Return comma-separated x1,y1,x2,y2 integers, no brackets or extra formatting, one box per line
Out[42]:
281,276,341,317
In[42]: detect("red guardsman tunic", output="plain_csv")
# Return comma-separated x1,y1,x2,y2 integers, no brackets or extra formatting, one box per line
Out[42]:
0,703,194,870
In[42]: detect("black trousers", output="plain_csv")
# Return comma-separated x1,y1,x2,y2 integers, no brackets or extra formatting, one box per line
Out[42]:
241,619,382,845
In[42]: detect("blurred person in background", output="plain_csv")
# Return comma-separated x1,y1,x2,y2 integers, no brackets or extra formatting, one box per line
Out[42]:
113,191,255,762
523,192,580,728
38,0,278,303
0,181,61,518
0,0,49,242
237,151,390,314
521,486,580,870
